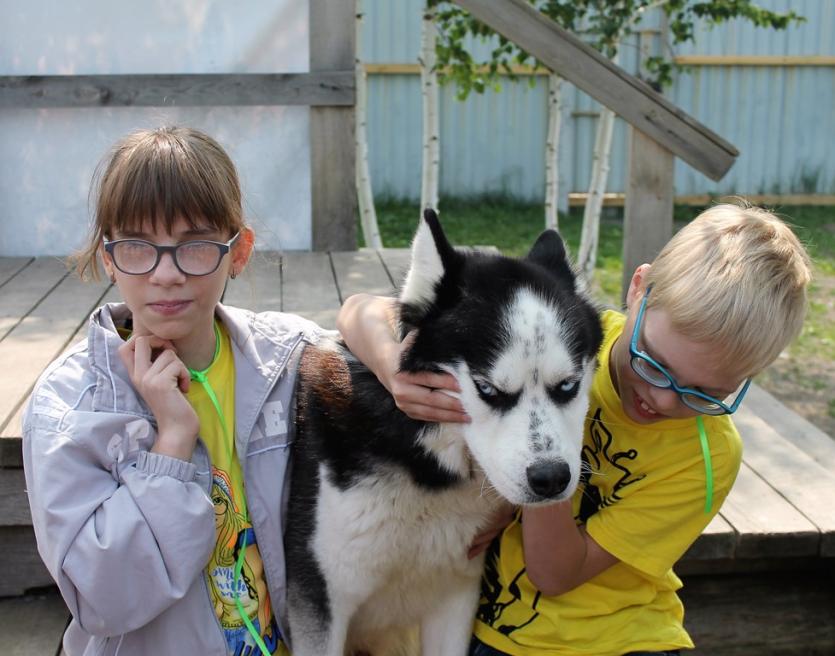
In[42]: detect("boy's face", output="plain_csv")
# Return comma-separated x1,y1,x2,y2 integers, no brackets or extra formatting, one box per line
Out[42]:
611,266,747,424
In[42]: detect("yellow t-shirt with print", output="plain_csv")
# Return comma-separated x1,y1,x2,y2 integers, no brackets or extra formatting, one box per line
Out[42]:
473,309,743,656
187,320,290,656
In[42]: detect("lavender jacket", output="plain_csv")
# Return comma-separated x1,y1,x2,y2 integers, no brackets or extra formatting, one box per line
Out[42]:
23,302,322,655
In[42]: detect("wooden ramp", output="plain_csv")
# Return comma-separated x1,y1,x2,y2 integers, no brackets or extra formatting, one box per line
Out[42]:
2,254,834,654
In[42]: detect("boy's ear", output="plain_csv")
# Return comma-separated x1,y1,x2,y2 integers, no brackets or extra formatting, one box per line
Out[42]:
525,229,575,285
626,264,652,309
399,209,461,310
231,227,255,277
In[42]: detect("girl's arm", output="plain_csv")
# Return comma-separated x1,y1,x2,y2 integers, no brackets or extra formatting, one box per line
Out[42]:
23,414,215,636
337,293,469,423
521,501,618,596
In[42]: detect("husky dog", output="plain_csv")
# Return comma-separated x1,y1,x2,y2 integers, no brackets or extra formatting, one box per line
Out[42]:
284,210,602,656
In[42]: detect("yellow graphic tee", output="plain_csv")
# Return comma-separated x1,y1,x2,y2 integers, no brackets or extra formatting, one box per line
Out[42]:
473,310,743,656
187,320,290,656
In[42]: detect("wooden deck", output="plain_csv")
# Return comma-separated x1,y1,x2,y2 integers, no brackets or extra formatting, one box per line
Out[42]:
2,253,835,654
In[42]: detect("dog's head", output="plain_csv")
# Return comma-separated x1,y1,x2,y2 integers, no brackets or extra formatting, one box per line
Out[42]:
399,209,603,505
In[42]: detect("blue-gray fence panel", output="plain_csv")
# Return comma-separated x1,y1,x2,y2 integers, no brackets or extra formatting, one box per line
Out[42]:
361,0,835,201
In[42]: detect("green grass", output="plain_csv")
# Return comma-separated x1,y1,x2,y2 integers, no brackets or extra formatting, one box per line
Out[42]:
363,197,835,359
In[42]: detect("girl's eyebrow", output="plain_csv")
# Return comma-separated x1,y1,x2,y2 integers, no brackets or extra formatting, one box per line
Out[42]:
114,227,220,240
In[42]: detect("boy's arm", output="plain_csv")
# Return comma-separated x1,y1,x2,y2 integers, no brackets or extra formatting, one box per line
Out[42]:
337,293,469,423
521,500,618,596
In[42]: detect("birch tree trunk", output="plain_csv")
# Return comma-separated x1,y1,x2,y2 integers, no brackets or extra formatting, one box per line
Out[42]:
576,53,619,282
420,4,440,214
544,73,563,230
355,1,382,249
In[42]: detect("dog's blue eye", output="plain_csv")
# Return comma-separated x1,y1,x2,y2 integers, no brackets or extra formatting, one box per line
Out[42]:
547,378,581,404
475,379,497,397
559,379,579,393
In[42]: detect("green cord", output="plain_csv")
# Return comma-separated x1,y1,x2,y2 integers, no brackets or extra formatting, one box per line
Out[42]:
189,322,271,656
233,531,271,656
696,416,714,515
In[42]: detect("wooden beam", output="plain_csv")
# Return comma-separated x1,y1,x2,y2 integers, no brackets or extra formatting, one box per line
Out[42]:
675,55,835,67
451,0,738,181
365,55,835,77
309,0,357,251
0,72,354,108
621,128,674,299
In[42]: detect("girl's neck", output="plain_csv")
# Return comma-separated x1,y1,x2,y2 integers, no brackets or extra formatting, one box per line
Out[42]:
175,321,218,372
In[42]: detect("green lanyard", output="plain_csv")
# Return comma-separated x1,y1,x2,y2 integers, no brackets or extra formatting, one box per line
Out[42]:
696,416,714,515
188,322,272,656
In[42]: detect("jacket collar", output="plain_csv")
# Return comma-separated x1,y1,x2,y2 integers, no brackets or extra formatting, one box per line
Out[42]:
86,303,311,445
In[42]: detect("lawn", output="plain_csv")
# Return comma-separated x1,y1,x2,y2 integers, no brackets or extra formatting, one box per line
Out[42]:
366,197,835,438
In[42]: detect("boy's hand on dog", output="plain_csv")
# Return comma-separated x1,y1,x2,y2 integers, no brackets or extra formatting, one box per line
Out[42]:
384,332,471,424
118,319,200,461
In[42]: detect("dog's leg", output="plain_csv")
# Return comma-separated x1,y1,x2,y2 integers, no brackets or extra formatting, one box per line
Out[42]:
418,575,482,656
287,598,351,656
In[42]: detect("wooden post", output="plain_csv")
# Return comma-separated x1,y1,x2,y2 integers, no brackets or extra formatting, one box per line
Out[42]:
310,0,357,251
622,127,674,301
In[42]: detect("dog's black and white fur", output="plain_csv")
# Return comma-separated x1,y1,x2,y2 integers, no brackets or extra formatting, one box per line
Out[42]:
285,210,602,656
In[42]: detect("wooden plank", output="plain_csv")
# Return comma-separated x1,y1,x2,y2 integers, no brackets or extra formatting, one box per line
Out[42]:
222,251,282,313
451,0,738,180
365,56,835,75
675,55,835,67
0,288,118,450
0,257,32,288
0,274,108,435
377,248,413,291
718,462,820,559
681,568,835,654
0,587,69,654
680,513,737,563
330,250,397,303
281,252,341,329
621,127,674,300
0,257,69,342
0,526,55,596
740,383,835,469
734,406,835,556
0,72,354,108
310,107,357,251
310,0,357,251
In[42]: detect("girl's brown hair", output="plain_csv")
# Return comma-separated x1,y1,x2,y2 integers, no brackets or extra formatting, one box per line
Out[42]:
74,126,244,280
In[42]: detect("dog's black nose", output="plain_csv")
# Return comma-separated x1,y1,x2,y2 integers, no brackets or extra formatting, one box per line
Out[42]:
526,460,571,499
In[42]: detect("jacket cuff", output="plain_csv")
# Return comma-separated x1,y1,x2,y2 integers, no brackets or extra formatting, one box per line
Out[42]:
136,450,197,482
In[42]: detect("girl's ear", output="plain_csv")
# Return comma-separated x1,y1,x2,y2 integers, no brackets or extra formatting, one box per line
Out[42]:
625,263,652,310
231,226,255,277
99,243,116,280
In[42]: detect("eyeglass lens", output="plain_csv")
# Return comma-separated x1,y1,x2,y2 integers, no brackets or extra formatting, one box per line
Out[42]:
112,241,223,275
631,356,728,415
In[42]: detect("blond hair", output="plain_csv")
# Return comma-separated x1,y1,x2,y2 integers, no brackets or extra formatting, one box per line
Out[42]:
643,202,811,377
74,126,244,280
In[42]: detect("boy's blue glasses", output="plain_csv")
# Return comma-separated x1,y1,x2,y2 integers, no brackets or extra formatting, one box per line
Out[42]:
629,286,751,416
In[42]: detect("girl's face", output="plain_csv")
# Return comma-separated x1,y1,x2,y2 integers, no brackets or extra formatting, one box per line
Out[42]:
102,216,252,350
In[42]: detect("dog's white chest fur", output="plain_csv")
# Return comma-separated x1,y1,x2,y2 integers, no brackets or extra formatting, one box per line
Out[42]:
312,459,500,648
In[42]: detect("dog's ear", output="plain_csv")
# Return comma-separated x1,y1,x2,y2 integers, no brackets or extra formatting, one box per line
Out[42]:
400,209,462,320
526,229,576,286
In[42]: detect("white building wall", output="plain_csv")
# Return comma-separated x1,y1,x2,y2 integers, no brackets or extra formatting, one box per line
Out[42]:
0,0,311,256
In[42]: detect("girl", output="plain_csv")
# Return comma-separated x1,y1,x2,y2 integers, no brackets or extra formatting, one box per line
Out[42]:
22,126,318,656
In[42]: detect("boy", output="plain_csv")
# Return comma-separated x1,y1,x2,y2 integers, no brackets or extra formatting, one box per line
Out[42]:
337,203,811,655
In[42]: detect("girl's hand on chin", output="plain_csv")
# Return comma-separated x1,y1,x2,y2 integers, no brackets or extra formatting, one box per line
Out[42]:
119,328,199,461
